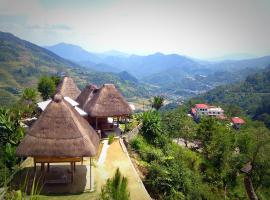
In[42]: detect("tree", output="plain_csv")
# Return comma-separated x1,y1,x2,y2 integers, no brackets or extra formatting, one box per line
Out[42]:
19,88,38,117
236,123,270,194
99,168,130,200
178,115,197,147
141,110,163,146
37,76,56,100
21,88,37,103
151,96,164,110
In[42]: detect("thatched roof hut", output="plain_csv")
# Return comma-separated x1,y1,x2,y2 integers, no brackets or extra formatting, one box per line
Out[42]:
76,84,97,110
84,84,132,117
56,76,81,100
16,94,99,157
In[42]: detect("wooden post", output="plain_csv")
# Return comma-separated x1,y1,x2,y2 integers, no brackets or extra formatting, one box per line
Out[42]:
70,162,74,183
41,163,45,172
47,163,50,172
34,161,36,173
124,117,127,133
90,157,92,191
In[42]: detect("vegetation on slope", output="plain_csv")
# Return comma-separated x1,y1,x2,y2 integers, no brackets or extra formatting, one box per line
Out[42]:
192,66,270,128
130,106,270,199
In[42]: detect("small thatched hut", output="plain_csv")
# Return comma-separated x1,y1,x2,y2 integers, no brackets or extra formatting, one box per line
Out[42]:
16,94,99,186
76,84,97,110
83,84,133,130
56,76,81,100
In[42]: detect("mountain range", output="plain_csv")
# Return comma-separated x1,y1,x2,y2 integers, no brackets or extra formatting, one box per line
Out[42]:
0,31,151,106
1,31,270,107
45,43,270,98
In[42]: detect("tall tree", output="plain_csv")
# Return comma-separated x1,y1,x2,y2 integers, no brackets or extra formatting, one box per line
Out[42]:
37,76,56,100
151,96,164,110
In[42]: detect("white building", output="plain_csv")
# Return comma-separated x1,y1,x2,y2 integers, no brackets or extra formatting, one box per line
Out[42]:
192,104,225,119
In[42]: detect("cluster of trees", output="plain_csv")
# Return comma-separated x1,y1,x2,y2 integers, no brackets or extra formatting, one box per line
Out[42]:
130,105,270,199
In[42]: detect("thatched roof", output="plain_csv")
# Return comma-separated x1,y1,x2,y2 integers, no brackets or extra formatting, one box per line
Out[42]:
16,94,99,157
76,84,97,110
56,76,81,100
84,84,132,117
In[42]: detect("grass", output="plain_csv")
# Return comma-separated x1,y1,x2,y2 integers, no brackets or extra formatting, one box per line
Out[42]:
38,192,97,200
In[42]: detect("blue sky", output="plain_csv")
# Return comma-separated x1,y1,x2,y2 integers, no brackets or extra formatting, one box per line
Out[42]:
0,0,270,59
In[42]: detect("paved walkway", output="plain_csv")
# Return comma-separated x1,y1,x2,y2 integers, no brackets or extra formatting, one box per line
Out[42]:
94,139,151,200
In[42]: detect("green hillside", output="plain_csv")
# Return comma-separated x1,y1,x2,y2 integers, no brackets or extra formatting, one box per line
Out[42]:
194,66,270,127
0,31,151,105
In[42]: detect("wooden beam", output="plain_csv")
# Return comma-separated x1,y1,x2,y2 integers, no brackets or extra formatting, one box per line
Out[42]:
90,158,92,191
34,156,82,163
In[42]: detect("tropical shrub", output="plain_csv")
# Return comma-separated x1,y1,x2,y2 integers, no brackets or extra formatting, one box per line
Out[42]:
99,168,130,200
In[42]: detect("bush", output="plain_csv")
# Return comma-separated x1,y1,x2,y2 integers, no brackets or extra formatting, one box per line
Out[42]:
108,134,115,145
140,110,162,146
99,168,130,200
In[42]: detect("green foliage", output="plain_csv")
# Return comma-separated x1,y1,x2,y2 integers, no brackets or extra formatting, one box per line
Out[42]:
37,76,56,100
21,88,37,103
140,110,164,147
50,75,61,86
99,168,130,200
194,66,270,128
2,172,42,200
161,107,197,146
18,88,38,117
0,107,24,184
236,123,270,192
151,96,164,110
108,134,115,145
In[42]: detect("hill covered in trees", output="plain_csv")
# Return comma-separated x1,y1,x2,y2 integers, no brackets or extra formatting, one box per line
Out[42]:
0,31,151,106
193,66,270,128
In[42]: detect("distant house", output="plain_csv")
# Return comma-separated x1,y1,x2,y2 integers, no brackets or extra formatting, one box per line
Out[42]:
231,117,245,129
191,103,225,120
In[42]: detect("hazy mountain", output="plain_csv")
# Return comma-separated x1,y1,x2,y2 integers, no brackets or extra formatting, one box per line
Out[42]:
78,61,121,73
44,42,270,99
209,53,257,61
0,31,151,105
45,43,101,63
100,50,129,58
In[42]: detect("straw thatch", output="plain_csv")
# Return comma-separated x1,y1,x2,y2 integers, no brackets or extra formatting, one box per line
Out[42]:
84,84,132,117
76,84,97,110
16,94,99,157
56,76,81,100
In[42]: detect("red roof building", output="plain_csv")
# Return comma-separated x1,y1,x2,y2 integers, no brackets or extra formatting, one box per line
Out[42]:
195,104,208,109
231,117,245,124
